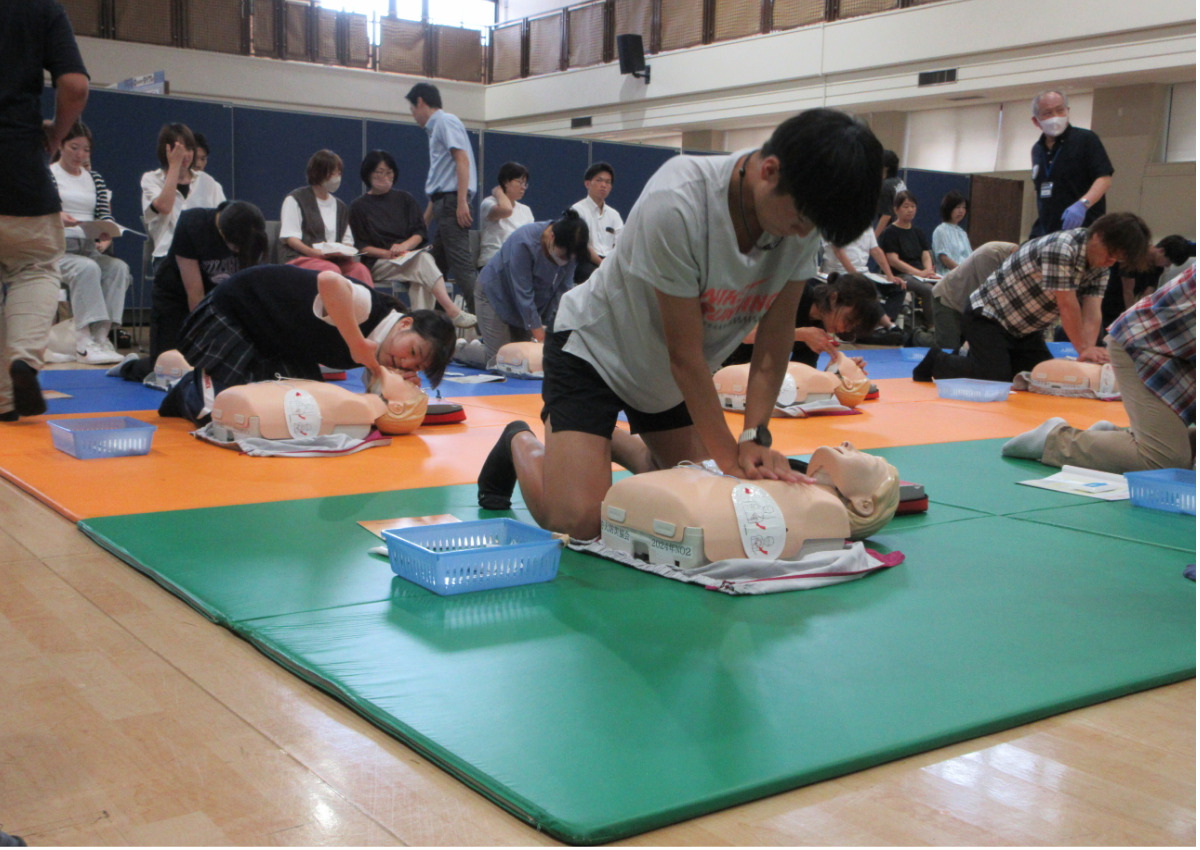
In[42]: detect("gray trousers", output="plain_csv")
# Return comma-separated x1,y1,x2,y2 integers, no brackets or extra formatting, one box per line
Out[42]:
1042,339,1195,473
60,237,130,328
432,195,476,311
476,285,530,367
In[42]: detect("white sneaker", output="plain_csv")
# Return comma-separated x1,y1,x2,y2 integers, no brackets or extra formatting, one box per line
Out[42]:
44,351,77,364
77,340,124,365
452,310,478,329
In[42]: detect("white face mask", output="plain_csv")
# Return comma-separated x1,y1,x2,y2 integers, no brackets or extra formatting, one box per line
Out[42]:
322,175,342,193
1038,116,1068,138
550,249,569,267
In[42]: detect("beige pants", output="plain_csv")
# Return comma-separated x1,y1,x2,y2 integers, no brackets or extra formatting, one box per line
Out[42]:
371,251,442,311
0,214,64,412
1042,338,1195,473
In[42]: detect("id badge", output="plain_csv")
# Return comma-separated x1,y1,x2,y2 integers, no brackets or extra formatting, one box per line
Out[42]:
1039,181,1053,199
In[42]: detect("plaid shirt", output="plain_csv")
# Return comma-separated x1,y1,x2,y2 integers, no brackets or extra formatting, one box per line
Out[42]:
969,229,1108,336
1109,265,1196,424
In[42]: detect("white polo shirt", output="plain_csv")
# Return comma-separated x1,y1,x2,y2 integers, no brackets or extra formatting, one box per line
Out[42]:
571,195,624,259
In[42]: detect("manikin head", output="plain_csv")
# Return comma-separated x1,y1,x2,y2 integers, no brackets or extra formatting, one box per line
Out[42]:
807,442,900,540
369,368,429,435
826,352,871,407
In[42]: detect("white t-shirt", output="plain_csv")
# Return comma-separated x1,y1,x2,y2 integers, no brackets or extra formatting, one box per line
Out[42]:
821,228,877,274
556,151,819,413
280,193,355,246
141,168,227,258
51,162,95,239
478,196,533,268
571,195,624,258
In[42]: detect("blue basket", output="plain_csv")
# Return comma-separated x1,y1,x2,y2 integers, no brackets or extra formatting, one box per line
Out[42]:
384,518,561,596
49,417,156,459
1124,469,1196,515
934,378,1012,402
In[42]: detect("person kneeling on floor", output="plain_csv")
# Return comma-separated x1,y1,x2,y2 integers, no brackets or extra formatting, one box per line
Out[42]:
158,264,455,426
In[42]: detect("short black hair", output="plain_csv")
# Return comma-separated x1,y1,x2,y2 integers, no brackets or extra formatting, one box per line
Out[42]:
762,109,883,246
194,132,210,155
1156,234,1196,267
940,190,968,223
1087,212,1152,271
551,208,591,262
405,82,442,110
893,190,918,211
215,200,268,270
360,149,399,188
584,161,614,182
405,309,457,387
882,150,900,178
498,161,530,188
812,272,884,338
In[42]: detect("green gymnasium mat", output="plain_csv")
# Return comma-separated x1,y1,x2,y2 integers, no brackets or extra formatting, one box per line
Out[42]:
79,440,1196,844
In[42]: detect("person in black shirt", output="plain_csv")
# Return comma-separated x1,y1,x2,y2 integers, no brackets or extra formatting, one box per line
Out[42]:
0,0,89,419
1029,90,1114,238
348,149,475,327
878,191,939,332
158,264,457,426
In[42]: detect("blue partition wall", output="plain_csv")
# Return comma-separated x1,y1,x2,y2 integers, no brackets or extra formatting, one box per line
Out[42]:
481,131,589,222
899,168,972,242
590,141,678,216
232,107,364,221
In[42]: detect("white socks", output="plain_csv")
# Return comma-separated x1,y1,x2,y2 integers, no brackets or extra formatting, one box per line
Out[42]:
1002,417,1069,460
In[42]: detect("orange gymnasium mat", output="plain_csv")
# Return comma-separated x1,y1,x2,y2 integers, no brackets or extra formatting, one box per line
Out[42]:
0,380,1130,522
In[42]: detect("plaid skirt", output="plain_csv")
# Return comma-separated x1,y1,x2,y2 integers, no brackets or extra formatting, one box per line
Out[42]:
179,300,322,389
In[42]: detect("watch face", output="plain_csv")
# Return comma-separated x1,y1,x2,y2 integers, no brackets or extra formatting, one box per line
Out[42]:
755,425,772,448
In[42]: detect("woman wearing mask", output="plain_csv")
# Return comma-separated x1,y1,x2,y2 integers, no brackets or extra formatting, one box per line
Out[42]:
279,149,374,286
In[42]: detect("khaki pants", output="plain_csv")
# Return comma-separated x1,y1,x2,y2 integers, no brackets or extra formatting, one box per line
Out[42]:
0,214,64,413
371,251,442,311
1042,338,1195,473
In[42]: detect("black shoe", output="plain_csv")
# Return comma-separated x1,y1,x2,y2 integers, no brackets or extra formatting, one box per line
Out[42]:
478,420,533,510
0,829,27,847
0,410,18,422
912,346,941,383
10,360,46,416
870,327,904,346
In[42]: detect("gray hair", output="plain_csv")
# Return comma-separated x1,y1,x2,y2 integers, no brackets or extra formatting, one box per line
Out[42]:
1031,90,1069,117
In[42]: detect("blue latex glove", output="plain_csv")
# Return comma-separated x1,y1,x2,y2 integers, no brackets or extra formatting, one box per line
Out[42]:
1061,201,1088,230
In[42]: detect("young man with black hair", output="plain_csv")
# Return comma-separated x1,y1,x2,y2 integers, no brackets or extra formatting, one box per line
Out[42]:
477,108,884,539
405,82,479,311
913,212,1151,383
570,161,624,283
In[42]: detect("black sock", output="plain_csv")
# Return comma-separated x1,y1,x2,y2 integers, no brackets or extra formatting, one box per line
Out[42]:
912,346,941,383
478,420,533,510
9,360,46,416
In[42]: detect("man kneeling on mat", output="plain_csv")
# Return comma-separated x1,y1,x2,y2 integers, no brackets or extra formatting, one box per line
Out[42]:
475,108,884,539
159,264,456,426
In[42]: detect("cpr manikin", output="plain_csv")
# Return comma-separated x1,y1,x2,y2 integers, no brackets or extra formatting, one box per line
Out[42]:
206,371,428,444
600,442,900,570
146,349,193,391
493,341,544,378
1011,358,1119,400
714,352,872,414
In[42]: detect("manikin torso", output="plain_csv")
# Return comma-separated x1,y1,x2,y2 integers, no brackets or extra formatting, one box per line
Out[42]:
1029,358,1110,391
493,341,544,376
713,352,870,411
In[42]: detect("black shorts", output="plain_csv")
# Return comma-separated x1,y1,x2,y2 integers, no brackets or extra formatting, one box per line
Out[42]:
541,330,693,437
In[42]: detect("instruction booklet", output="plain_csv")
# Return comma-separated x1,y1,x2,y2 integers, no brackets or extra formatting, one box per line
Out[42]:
1018,465,1129,501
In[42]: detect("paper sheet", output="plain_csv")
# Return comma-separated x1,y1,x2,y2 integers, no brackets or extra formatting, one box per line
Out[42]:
359,514,461,539
1018,465,1129,500
77,220,146,240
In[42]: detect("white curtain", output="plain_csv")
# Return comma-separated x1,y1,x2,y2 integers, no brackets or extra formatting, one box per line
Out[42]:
1165,81,1196,163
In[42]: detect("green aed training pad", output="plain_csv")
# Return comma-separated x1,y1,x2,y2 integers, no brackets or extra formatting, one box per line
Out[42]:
79,441,1196,844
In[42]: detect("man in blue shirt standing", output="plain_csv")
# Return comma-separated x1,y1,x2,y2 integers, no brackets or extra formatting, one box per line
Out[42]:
406,82,479,311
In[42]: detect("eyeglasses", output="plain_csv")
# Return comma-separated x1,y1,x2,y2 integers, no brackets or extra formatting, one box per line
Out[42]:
372,167,396,178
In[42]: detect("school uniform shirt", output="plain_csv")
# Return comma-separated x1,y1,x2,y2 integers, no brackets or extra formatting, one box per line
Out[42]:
141,168,226,258
555,151,818,414
478,221,575,331
932,222,972,274
50,162,113,238
821,228,877,274
1108,265,1196,425
348,189,427,270
878,223,932,271
155,207,242,302
968,228,1108,337
570,195,624,259
423,109,477,198
0,0,88,218
477,196,533,267
1030,124,1113,238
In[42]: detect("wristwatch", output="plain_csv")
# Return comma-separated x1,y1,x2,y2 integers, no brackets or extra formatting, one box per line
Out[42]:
738,424,772,448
